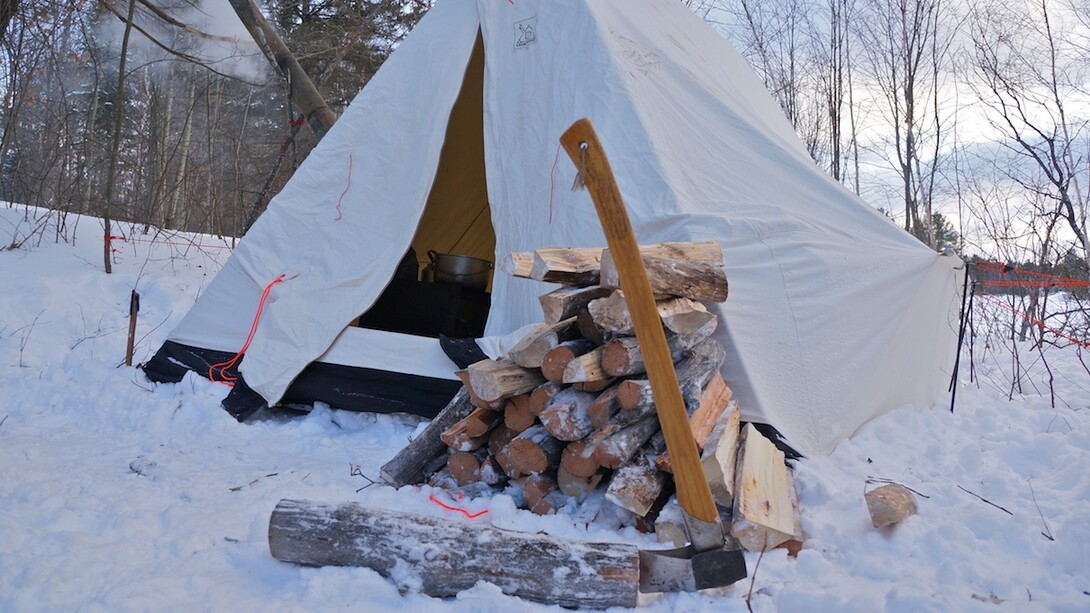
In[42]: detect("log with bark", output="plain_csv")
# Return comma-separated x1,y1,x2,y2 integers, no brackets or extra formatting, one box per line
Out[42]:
541,339,599,382
605,451,666,517
507,318,580,369
268,499,639,608
537,387,597,441
380,387,475,488
599,241,727,302
539,285,612,323
466,358,547,403
440,405,504,452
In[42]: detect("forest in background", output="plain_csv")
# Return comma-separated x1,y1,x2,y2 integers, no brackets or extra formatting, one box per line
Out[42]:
3,0,1090,356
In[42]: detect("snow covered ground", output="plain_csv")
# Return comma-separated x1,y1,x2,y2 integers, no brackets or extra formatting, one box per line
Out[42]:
1,204,1087,612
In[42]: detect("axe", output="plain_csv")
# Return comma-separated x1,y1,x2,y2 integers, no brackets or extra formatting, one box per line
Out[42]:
560,118,747,592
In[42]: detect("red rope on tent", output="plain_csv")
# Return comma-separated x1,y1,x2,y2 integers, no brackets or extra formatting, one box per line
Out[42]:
335,153,353,221
208,274,287,385
978,292,1090,349
975,260,1090,289
428,493,488,519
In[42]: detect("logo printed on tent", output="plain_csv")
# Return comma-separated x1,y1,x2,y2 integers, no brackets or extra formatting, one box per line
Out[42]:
514,17,537,50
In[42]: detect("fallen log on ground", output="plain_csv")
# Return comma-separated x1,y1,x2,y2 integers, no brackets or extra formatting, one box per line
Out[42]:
268,499,639,608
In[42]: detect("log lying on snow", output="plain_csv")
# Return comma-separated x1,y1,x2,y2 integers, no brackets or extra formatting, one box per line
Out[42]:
268,499,639,608
731,424,802,552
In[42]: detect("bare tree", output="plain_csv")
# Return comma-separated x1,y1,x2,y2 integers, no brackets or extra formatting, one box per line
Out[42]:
969,0,1090,275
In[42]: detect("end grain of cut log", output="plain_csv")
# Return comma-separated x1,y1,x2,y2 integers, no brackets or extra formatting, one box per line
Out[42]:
503,393,537,433
538,387,597,441
500,251,534,279
605,452,666,517
560,440,602,479
573,377,615,393
503,425,564,476
521,472,570,515
557,465,604,501
447,451,483,486
541,338,599,382
528,381,564,417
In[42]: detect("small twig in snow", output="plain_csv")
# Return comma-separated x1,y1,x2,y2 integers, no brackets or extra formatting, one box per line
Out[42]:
866,477,931,498
957,485,1014,515
351,464,377,492
1027,480,1054,541
229,472,279,492
745,544,767,613
0,415,8,431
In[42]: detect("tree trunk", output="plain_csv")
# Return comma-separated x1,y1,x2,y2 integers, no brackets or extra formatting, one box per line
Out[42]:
227,0,337,137
101,0,138,274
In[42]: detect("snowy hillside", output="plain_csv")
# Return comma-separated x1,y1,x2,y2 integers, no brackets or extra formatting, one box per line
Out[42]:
0,204,1087,612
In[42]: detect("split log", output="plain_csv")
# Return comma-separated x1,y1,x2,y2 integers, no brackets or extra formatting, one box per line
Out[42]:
605,452,666,517
268,499,639,608
617,338,726,414
466,358,547,403
380,387,475,488
530,247,603,286
562,346,607,384
589,290,713,338
587,385,622,429
577,308,608,345
653,497,687,548
538,387,597,441
539,285,612,324
503,393,537,433
507,318,580,369
593,416,661,469
655,374,733,473
557,465,604,501
502,425,564,477
440,406,503,452
700,399,741,507
522,472,569,515
600,241,727,302
573,377,615,393
454,370,505,411
528,381,563,415
541,339,599,382
601,334,686,378
559,440,602,479
479,455,507,486
499,251,534,279
487,425,518,462
731,424,803,552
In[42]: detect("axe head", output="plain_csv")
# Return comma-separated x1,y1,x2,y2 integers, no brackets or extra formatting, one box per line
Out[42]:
638,544,747,593
638,514,747,592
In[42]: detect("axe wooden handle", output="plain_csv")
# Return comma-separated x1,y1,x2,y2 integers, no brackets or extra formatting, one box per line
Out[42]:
560,118,718,523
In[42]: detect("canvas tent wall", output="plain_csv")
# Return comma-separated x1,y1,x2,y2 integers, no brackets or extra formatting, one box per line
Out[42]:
143,0,962,456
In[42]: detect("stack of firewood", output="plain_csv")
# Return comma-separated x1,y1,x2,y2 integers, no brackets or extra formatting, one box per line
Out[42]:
380,241,802,553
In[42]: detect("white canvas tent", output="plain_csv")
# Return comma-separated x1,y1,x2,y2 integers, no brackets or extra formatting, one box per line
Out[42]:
144,0,962,456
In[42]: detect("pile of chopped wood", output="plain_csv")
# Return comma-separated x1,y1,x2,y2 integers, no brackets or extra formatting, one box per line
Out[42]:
380,241,801,553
